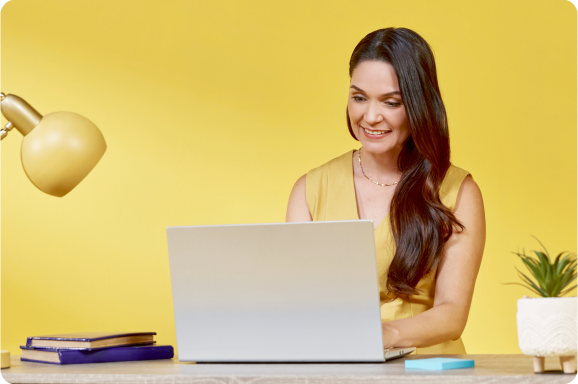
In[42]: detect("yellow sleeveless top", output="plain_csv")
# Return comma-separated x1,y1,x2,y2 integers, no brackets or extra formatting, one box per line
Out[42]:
305,150,470,354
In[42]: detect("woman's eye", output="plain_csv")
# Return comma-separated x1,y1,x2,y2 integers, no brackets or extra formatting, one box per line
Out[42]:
352,96,365,102
385,101,401,107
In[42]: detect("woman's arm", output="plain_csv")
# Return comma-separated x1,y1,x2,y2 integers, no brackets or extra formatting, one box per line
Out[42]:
381,175,486,348
286,174,313,222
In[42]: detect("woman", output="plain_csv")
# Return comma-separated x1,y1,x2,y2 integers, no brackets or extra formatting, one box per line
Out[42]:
286,28,485,354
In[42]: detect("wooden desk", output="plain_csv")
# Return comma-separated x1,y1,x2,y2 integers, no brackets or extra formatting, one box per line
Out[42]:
2,354,576,384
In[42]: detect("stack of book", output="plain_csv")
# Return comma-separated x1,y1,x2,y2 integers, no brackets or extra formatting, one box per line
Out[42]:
20,332,174,365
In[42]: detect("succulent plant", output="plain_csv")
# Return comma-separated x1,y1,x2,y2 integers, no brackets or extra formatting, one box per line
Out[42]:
507,237,577,298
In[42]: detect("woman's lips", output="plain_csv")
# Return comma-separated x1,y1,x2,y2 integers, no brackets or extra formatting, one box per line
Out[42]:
361,127,392,139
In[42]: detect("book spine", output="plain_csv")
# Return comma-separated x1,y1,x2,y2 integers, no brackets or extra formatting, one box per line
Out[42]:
59,346,174,364
20,358,61,365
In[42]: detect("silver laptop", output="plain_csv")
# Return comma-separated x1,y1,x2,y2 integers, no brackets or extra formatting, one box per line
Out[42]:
166,220,415,362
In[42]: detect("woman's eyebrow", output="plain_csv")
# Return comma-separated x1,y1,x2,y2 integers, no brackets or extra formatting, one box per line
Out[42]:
350,85,400,96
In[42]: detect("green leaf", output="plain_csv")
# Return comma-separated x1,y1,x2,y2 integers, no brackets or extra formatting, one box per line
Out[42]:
553,252,571,275
553,252,563,271
550,274,565,297
534,251,550,279
545,262,555,295
531,235,551,258
564,257,578,274
560,271,574,284
519,257,544,285
560,260,578,274
557,256,571,276
516,268,547,296
560,271,577,290
560,284,578,297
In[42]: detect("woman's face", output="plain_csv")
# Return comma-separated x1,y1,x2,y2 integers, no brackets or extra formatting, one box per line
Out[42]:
348,60,410,155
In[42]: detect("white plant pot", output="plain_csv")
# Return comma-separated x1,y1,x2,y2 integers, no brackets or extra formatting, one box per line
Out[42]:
517,296,577,373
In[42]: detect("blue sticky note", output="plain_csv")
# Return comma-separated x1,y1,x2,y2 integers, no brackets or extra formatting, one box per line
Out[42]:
405,358,475,370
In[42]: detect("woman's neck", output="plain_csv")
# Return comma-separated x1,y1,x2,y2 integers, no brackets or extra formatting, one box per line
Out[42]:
359,147,402,182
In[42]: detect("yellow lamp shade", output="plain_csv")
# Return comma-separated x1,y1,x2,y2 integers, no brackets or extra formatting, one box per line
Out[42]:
1,93,107,197
21,111,107,197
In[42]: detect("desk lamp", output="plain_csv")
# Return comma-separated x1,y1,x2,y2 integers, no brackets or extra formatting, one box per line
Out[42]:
0,92,106,197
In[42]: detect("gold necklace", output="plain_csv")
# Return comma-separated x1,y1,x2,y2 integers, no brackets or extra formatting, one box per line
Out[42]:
357,149,399,187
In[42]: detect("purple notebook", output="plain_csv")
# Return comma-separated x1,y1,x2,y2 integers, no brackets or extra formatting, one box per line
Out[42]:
20,345,174,365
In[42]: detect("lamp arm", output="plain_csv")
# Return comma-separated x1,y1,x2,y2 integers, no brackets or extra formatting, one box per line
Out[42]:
0,92,43,140
0,121,15,140
0,92,8,140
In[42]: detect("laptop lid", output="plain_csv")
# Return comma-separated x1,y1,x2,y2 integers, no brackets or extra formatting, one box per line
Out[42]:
167,220,385,362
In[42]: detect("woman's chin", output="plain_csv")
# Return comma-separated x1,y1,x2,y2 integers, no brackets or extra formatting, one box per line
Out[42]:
359,141,397,155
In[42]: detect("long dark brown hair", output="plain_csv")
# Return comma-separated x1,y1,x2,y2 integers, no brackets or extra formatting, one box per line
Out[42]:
347,28,463,297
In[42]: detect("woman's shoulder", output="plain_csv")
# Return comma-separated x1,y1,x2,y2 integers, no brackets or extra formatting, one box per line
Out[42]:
304,150,356,220
307,150,355,176
306,149,355,185
439,164,471,210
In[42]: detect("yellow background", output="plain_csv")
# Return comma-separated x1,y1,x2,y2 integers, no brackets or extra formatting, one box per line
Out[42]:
1,0,576,355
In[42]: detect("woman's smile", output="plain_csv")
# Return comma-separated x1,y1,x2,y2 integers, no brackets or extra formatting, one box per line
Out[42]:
361,126,392,139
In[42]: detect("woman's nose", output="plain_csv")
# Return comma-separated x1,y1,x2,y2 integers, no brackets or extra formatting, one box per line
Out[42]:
364,102,383,125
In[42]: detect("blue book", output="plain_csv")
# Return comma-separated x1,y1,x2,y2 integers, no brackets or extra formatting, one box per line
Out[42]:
405,357,475,370
25,332,156,350
20,345,174,365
